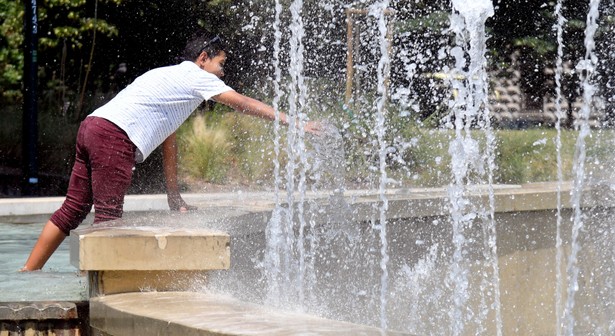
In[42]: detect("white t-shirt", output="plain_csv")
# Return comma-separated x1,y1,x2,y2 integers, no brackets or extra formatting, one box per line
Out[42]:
90,61,233,162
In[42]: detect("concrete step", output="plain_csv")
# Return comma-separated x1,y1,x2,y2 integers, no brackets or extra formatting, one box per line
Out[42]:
90,291,410,336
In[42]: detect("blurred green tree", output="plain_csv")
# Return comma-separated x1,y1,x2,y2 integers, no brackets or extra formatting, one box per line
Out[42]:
0,0,121,105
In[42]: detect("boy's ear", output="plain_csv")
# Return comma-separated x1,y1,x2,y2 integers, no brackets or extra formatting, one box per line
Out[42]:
198,51,209,61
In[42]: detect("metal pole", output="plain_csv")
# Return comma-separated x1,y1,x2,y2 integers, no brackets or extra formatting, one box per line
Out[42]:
22,0,39,196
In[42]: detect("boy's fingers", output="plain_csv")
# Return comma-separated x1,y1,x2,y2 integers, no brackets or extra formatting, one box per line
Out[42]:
305,121,324,135
179,204,198,212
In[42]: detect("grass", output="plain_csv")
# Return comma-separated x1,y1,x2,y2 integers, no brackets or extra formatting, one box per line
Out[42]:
390,127,612,187
176,113,615,190
179,113,231,183
176,106,280,186
494,129,576,184
3,100,615,193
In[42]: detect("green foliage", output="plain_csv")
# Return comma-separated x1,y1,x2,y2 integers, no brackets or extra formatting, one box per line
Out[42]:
0,0,24,100
174,112,615,190
2,0,614,194
218,110,279,183
0,0,121,101
177,105,278,184
40,0,121,48
395,10,449,34
178,113,232,183
495,129,574,184
513,37,556,56
402,128,615,187
399,128,452,187
169,82,611,191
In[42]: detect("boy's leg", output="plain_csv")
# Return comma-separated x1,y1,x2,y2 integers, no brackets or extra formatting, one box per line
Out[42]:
21,221,67,271
48,117,134,227
50,144,95,233
22,117,135,271
85,118,136,223
22,119,95,271
22,158,92,271
90,152,134,223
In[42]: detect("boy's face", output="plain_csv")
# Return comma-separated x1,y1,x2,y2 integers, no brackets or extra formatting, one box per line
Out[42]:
197,51,226,78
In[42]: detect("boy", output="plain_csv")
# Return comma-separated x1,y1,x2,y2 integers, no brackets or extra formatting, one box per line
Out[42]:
21,33,320,271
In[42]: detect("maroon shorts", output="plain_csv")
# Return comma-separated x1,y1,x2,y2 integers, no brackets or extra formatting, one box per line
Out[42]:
50,116,136,234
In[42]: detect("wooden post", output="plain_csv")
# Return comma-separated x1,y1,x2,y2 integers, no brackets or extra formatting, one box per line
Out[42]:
345,8,395,106
345,8,355,104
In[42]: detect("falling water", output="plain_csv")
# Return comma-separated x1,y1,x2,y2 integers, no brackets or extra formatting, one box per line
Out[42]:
475,10,501,336
447,0,497,334
264,0,313,310
252,0,611,334
371,1,392,331
564,0,601,334
287,0,311,308
553,0,567,334
263,0,285,307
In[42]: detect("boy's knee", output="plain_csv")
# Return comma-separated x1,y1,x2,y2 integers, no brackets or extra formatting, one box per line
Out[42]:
93,206,123,224
50,203,92,233
49,213,78,235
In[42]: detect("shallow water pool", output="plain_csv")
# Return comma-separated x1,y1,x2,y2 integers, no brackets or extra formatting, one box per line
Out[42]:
0,222,87,301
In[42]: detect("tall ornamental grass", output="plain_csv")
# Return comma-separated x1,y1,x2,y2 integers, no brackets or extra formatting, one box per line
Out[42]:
176,107,279,185
179,113,231,183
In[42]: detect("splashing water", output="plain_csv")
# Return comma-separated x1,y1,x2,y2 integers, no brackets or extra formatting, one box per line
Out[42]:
447,0,499,334
553,0,567,334
370,0,392,331
263,0,285,308
264,0,311,308
286,0,312,309
564,0,601,335
250,0,610,334
309,122,346,196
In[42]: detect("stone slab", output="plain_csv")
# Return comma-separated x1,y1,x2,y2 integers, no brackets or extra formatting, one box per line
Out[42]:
70,225,230,271
88,270,208,296
90,291,410,336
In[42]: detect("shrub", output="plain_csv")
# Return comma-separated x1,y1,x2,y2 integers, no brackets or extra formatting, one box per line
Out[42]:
179,113,231,183
177,105,282,186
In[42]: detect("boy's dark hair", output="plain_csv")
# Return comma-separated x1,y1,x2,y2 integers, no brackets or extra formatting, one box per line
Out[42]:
180,32,227,62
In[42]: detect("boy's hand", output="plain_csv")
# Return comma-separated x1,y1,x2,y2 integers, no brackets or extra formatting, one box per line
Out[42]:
167,194,198,212
304,121,323,135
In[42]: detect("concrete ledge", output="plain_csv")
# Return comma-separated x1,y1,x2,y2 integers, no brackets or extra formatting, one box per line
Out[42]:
90,292,410,336
87,270,208,296
70,226,230,271
0,192,261,223
3,182,609,224
4,182,615,335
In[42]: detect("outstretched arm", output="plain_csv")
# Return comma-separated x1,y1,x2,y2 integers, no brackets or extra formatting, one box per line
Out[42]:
212,90,321,134
162,133,196,211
